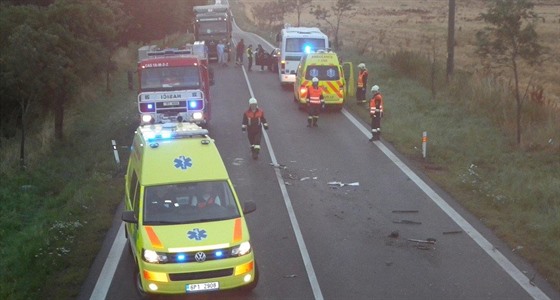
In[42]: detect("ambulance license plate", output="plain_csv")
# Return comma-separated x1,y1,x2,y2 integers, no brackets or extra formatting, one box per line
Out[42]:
163,101,179,106
186,282,219,293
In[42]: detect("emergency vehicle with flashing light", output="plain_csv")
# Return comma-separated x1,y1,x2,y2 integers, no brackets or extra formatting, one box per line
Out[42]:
121,122,258,297
294,50,346,111
275,25,329,86
136,42,213,127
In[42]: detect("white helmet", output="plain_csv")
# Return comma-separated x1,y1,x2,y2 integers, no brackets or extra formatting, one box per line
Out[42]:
249,97,258,105
312,77,319,83
371,85,379,92
358,63,366,70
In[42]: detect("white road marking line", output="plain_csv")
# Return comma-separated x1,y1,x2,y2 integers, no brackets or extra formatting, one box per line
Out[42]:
342,108,550,300
242,66,325,300
89,222,125,300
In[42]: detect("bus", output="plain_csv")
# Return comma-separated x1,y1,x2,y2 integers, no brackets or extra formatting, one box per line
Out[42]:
276,25,329,86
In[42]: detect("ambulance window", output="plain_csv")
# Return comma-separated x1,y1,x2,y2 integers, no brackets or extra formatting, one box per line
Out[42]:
129,172,139,210
305,65,340,81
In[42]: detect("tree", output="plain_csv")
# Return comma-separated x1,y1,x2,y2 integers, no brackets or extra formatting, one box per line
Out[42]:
309,0,357,50
250,0,288,28
285,0,313,27
476,0,544,146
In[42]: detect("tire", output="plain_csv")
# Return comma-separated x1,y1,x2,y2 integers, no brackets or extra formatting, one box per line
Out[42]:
135,266,151,299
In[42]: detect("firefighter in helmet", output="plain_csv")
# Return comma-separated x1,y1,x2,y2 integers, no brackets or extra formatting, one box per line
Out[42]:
242,97,269,159
369,85,384,141
306,77,325,127
356,63,369,104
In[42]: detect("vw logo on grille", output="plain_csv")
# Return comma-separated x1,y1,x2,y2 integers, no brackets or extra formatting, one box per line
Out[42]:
194,252,206,262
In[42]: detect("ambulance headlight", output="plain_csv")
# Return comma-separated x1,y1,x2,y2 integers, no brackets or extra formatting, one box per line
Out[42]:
192,112,203,120
231,241,251,256
142,114,153,123
143,249,168,263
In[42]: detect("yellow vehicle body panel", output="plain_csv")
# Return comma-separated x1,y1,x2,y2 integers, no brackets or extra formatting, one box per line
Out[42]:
294,51,346,107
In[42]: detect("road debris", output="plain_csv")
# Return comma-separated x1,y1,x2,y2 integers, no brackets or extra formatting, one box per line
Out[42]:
407,238,437,244
232,158,244,166
269,162,287,169
300,177,310,181
284,181,292,186
443,230,463,235
391,210,419,213
393,219,422,225
283,274,297,278
327,181,360,187
388,230,399,238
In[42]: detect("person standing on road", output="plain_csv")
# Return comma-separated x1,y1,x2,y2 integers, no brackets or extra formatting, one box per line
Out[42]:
246,44,254,71
217,40,226,66
369,85,384,141
306,77,325,128
236,38,245,66
242,97,269,159
356,63,369,104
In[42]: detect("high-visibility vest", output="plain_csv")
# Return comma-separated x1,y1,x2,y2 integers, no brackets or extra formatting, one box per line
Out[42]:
307,86,323,104
358,70,368,88
244,109,264,127
369,93,384,115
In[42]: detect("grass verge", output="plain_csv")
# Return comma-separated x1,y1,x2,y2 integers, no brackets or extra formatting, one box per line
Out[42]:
0,45,138,299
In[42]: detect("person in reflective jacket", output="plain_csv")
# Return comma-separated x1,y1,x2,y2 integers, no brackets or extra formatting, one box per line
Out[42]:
242,97,269,159
306,77,325,127
356,63,369,104
369,85,384,141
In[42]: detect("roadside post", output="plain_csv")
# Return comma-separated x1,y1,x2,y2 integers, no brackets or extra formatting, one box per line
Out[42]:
422,131,428,159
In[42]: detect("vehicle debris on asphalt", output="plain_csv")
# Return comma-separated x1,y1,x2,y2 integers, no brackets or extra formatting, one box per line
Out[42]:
393,219,422,225
391,210,419,213
327,181,360,188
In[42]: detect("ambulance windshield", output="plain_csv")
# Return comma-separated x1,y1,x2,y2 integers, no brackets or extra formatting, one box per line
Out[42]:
143,181,241,225
141,66,200,91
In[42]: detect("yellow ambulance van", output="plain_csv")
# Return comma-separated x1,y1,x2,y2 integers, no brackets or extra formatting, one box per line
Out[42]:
121,122,258,297
293,50,345,110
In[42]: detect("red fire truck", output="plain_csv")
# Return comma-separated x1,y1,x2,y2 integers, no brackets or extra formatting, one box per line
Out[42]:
136,41,213,127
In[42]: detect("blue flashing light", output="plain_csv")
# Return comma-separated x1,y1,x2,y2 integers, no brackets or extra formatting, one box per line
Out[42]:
144,131,156,140
215,250,224,258
188,100,203,110
176,254,187,262
304,45,312,53
161,131,172,139
147,104,153,110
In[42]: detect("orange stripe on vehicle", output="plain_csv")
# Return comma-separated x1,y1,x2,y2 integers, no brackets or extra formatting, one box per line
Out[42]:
233,218,243,242
326,82,342,97
145,226,164,249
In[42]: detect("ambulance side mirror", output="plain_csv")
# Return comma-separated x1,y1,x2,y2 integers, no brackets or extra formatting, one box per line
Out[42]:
122,211,138,224
242,201,256,214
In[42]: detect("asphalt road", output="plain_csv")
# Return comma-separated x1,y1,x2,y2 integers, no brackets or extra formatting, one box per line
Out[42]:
77,24,560,300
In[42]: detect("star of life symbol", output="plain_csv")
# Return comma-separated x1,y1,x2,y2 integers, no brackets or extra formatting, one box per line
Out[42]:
174,156,192,170
309,68,319,78
326,68,336,78
187,228,207,241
